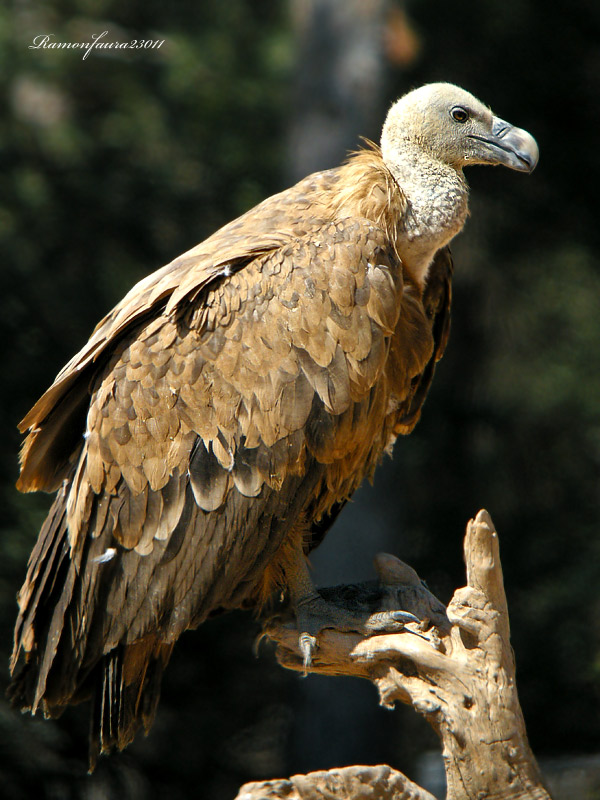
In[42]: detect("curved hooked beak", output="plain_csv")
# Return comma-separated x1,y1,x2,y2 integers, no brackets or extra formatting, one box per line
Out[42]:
470,117,539,173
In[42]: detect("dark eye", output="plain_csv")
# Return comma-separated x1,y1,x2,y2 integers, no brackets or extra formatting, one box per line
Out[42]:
451,106,469,123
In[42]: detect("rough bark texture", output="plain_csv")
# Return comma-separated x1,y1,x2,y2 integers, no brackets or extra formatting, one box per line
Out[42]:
237,764,435,800
236,510,553,800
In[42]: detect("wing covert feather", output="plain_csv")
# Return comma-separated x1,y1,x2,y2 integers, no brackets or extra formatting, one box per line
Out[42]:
67,219,403,533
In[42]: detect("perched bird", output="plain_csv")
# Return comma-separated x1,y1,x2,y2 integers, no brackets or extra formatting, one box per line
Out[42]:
9,83,537,767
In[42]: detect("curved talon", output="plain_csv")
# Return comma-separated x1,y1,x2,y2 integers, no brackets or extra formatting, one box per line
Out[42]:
299,632,317,672
390,610,420,624
252,630,268,657
365,609,421,633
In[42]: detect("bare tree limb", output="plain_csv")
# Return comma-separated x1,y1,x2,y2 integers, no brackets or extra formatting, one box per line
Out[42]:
237,764,436,800
235,510,554,800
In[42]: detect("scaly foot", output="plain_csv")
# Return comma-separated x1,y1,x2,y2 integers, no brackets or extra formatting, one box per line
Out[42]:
294,592,419,668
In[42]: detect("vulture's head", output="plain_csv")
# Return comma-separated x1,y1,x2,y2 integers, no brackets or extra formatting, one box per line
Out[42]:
381,83,538,174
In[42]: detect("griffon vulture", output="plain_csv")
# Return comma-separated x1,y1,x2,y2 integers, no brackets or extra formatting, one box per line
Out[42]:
9,83,538,766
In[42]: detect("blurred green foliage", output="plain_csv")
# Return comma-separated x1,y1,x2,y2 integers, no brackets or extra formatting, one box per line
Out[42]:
0,0,599,797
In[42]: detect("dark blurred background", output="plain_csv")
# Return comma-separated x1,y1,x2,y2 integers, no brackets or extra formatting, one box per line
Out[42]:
1,1,599,798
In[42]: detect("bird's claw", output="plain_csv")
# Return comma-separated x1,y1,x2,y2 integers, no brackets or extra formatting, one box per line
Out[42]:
292,596,421,674
299,632,317,673
391,610,420,624
252,630,269,657
364,609,420,633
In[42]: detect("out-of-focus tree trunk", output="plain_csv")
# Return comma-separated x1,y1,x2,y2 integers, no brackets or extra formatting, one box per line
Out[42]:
288,0,389,183
287,0,396,772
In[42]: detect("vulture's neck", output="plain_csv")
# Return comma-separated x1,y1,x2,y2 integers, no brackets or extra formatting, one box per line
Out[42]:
382,145,469,285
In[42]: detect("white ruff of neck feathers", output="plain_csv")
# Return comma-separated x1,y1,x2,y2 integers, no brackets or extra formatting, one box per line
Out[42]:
382,138,469,285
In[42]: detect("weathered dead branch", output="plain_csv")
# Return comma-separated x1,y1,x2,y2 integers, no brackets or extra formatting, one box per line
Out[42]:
236,764,436,800
235,510,553,800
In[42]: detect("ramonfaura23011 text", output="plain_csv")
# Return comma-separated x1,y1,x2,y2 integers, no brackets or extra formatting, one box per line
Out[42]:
29,32,165,61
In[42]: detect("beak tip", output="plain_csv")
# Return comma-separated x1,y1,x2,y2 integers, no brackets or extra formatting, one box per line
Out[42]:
506,129,539,174
520,138,539,173
489,116,539,174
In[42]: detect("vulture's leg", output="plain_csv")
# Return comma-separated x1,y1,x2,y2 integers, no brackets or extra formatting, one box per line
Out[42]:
283,546,418,668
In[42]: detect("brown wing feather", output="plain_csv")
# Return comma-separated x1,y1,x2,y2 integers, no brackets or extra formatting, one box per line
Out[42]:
16,168,351,493
391,246,453,434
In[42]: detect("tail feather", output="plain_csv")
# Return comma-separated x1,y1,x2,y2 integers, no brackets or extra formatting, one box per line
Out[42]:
10,486,76,711
89,640,174,771
8,481,175,770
